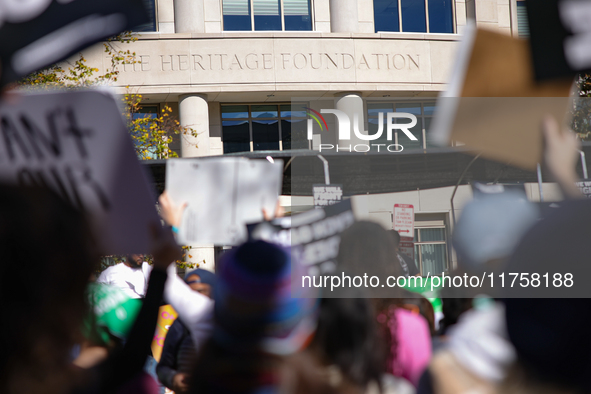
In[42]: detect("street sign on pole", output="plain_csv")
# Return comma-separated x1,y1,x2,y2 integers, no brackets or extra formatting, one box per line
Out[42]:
393,204,414,237
398,239,415,260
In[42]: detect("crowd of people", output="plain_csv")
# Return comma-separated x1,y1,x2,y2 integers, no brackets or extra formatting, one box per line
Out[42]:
0,116,589,394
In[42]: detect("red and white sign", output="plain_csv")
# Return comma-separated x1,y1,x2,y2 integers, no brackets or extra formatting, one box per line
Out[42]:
399,237,415,260
393,204,414,237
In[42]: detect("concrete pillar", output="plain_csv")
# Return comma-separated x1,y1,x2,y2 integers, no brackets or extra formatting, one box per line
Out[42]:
467,0,512,35
179,94,210,158
335,92,365,149
178,94,214,271
329,0,359,33
174,0,205,33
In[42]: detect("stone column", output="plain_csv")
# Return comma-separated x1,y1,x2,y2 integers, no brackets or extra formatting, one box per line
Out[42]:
178,94,215,272
329,0,359,33
174,0,205,33
179,94,210,158
467,0,512,35
335,92,365,150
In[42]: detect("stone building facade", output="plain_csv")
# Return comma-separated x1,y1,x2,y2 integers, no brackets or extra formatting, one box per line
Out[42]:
82,0,551,274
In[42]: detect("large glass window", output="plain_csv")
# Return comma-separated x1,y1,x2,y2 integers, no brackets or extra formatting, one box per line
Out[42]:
374,0,454,33
223,0,253,30
366,100,436,151
222,0,312,31
222,104,309,153
135,0,157,32
413,227,448,275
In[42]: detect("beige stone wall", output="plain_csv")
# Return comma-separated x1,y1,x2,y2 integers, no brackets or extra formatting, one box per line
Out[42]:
204,0,222,33
314,0,331,32
83,34,458,96
157,0,175,33
357,0,375,33
467,0,514,35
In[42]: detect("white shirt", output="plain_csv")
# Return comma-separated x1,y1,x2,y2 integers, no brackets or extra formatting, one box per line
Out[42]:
97,262,153,299
164,265,214,351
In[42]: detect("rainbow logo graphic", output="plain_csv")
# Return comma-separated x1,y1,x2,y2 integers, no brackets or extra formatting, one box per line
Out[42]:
305,107,328,132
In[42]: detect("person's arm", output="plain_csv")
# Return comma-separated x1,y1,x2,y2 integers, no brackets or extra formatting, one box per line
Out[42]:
164,269,214,352
156,320,183,389
159,190,214,350
159,191,187,228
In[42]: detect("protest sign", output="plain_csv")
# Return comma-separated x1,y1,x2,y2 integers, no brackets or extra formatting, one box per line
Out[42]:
0,89,162,254
247,200,356,276
430,24,571,171
0,0,149,87
575,180,591,198
166,157,283,246
151,305,178,362
313,184,343,207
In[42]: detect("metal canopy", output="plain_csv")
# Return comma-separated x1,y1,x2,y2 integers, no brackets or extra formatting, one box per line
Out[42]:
143,146,591,196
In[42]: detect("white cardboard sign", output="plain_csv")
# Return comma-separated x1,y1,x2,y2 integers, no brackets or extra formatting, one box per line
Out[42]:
393,204,414,237
313,184,343,207
0,89,162,254
165,157,283,246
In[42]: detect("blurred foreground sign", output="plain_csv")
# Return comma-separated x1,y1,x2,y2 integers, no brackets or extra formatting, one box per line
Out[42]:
0,89,161,254
431,24,571,171
0,0,149,87
166,157,283,245
527,0,591,80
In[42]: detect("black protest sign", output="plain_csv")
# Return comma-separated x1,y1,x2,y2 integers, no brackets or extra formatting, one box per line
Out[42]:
313,184,343,207
576,180,591,198
247,200,355,276
0,0,148,87
0,89,161,254
526,0,591,80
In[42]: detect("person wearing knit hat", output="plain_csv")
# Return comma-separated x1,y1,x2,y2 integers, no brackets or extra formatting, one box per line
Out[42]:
188,240,317,394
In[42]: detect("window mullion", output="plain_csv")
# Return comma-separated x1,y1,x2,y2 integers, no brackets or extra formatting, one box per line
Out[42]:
398,0,403,32
250,0,255,31
280,0,286,31
424,0,430,33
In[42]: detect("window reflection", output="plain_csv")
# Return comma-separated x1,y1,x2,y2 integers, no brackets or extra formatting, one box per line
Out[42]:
374,0,454,33
223,0,312,31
